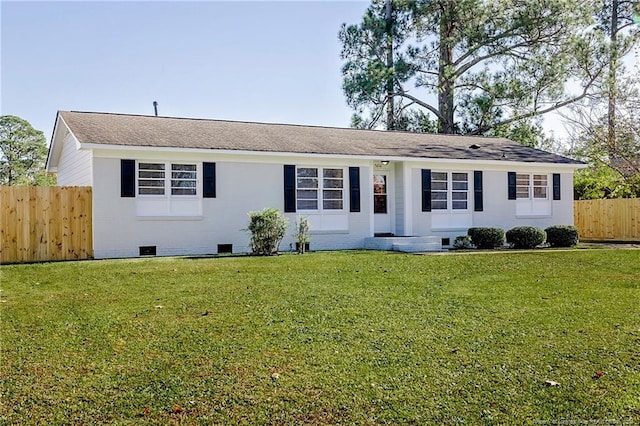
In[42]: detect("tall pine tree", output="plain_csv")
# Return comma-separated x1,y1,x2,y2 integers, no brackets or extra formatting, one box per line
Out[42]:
339,0,612,140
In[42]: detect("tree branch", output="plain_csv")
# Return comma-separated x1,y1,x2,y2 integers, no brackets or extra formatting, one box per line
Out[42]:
396,91,445,122
467,70,603,135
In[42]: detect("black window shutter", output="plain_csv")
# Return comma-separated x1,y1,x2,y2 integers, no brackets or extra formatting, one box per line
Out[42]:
553,173,561,200
203,162,216,198
349,167,361,213
284,165,296,213
507,172,517,200
474,170,483,212
421,169,431,212
121,159,135,197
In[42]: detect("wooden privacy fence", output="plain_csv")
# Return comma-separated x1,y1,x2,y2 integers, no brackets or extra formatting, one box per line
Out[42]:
574,198,640,241
1,186,92,264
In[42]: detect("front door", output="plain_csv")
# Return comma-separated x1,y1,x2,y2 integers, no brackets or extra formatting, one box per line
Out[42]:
373,173,392,235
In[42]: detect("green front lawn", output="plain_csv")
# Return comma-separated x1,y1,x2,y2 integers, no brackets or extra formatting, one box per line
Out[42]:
1,250,639,424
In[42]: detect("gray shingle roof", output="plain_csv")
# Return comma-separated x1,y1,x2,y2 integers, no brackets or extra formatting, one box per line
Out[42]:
58,110,582,164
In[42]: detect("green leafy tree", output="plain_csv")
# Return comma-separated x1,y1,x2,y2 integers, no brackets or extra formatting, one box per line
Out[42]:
564,101,640,199
340,0,610,138
555,1,639,199
573,166,640,199
562,58,639,199
597,0,640,154
0,115,55,186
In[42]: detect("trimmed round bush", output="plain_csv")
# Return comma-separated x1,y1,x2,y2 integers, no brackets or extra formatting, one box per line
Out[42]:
506,226,546,249
453,235,473,249
467,227,505,249
545,225,579,247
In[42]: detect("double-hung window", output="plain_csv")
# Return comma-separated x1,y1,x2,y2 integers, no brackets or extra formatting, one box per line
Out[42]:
514,172,551,217
296,167,344,211
138,162,197,196
431,172,469,211
516,173,548,200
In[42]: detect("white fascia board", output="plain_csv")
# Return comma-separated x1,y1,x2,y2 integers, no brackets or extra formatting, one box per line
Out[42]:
46,115,65,172
46,115,84,173
45,115,61,172
81,143,382,162
80,142,586,170
403,158,587,172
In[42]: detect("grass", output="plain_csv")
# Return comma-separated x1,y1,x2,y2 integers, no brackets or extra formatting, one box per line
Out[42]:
1,250,639,425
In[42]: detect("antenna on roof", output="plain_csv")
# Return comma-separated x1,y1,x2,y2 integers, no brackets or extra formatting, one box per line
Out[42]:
153,101,158,117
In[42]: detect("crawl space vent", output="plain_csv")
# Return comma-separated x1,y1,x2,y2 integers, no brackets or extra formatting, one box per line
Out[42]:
139,246,157,256
217,244,233,254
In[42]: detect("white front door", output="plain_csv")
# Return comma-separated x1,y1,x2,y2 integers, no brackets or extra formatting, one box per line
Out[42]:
373,173,392,235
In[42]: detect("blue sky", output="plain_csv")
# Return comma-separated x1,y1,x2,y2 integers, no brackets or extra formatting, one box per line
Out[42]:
3,1,638,145
2,1,369,142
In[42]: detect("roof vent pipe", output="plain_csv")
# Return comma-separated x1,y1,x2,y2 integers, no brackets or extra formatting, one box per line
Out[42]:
153,101,158,117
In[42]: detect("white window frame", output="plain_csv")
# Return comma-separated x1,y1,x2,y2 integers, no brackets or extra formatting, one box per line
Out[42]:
296,166,345,212
170,163,198,196
138,162,166,195
431,171,470,212
515,172,552,217
516,173,548,200
137,162,199,197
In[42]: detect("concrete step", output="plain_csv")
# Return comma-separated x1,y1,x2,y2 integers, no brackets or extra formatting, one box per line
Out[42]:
392,242,442,253
364,236,441,251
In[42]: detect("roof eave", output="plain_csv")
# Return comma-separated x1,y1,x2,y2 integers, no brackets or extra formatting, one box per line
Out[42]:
46,113,82,172
79,142,586,169
45,112,63,173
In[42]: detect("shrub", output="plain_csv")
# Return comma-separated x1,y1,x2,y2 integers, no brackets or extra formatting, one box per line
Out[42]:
506,226,546,249
453,235,474,249
545,225,579,247
246,208,288,255
295,216,311,254
467,227,505,249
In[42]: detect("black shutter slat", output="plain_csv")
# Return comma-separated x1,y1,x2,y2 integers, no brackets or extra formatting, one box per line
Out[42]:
121,159,135,198
349,167,361,213
553,173,561,200
421,169,431,212
284,165,296,213
507,172,517,200
474,170,483,212
203,162,216,198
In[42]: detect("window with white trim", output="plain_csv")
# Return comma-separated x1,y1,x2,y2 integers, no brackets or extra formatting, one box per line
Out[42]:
516,173,548,200
171,164,197,195
296,167,344,211
138,163,166,195
138,162,197,196
431,172,469,211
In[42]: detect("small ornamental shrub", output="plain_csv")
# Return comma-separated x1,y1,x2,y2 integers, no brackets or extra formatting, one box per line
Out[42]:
545,225,579,247
295,216,311,254
506,226,546,249
467,227,505,249
246,208,288,255
453,235,474,249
